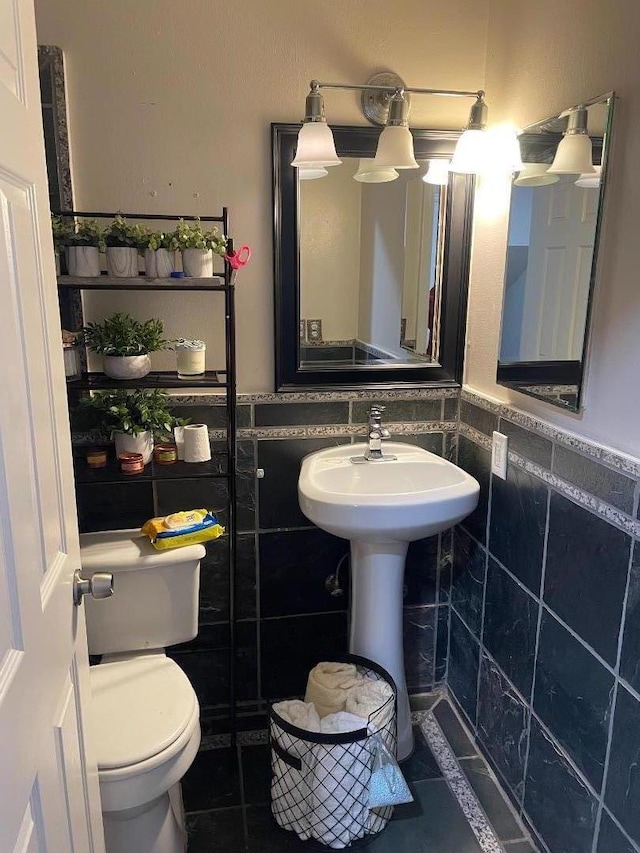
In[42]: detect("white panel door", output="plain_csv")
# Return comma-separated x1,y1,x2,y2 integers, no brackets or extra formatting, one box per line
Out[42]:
0,0,105,850
520,180,596,360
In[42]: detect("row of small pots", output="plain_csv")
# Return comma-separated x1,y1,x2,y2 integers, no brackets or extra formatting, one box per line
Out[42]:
66,246,216,278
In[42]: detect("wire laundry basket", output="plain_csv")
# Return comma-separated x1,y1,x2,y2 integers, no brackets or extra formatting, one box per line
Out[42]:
269,654,397,849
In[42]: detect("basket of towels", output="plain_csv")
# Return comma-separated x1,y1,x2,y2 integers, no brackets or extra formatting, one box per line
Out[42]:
269,654,411,849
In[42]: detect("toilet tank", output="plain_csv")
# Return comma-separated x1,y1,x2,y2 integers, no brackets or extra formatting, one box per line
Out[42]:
79,528,205,656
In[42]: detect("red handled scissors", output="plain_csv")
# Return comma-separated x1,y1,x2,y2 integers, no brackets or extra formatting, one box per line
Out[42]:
226,244,251,270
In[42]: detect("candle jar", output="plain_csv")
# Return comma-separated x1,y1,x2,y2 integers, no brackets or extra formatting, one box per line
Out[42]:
86,448,108,468
118,452,145,475
175,339,206,379
153,443,178,465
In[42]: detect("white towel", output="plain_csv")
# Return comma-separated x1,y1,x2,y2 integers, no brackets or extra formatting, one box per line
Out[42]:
345,678,394,730
272,699,321,732
308,713,372,848
320,711,367,734
304,662,363,718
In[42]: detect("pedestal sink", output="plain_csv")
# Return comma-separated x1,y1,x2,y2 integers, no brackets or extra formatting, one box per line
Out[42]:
298,441,479,761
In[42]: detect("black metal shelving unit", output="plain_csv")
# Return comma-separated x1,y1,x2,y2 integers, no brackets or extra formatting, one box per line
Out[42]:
57,208,238,738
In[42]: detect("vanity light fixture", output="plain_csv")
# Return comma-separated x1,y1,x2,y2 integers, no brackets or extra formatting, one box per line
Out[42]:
291,81,342,169
449,94,490,173
291,73,490,175
575,164,602,188
513,163,559,187
423,159,451,185
353,158,399,183
548,107,596,175
298,167,329,180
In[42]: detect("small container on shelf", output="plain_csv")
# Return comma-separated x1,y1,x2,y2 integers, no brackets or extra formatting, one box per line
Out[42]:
118,452,145,475
175,338,206,379
153,443,178,465
86,448,108,469
62,330,81,381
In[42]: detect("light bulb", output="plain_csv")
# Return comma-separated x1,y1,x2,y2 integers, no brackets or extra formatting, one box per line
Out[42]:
423,159,450,185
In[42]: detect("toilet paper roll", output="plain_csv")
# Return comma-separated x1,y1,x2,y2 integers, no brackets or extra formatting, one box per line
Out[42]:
174,426,185,460
183,424,211,463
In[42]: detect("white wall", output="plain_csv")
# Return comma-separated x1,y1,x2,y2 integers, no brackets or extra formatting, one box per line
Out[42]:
35,0,489,391
466,0,640,457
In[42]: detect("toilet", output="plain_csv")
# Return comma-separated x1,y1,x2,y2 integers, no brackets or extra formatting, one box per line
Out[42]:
79,528,206,853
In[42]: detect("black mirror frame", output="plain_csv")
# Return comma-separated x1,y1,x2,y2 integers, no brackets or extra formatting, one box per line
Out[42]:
272,123,475,391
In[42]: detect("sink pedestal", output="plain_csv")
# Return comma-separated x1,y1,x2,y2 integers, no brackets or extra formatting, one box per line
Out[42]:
348,540,413,761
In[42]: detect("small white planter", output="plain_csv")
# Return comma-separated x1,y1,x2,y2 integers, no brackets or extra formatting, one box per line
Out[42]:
103,354,151,380
144,248,175,278
106,246,139,277
113,430,153,465
182,248,213,278
67,246,101,277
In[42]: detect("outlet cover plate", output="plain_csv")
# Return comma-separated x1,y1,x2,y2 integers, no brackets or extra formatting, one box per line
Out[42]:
491,431,508,480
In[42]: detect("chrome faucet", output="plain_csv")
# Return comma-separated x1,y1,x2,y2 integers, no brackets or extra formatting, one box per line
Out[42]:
361,405,396,462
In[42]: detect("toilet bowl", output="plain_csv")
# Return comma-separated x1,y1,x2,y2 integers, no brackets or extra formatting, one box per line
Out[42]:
79,530,206,853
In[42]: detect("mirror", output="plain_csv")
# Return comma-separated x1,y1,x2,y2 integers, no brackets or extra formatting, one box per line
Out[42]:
497,93,615,411
272,124,474,390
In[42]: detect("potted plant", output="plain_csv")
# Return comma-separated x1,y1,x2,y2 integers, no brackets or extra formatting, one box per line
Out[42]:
74,388,187,464
82,312,166,379
171,218,227,277
65,218,104,277
51,214,73,275
104,215,145,277
141,230,176,278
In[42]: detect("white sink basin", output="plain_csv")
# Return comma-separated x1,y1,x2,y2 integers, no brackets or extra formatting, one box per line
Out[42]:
299,442,479,542
298,440,479,761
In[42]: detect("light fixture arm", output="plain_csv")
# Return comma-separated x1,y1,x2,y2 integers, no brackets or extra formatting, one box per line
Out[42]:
314,80,483,100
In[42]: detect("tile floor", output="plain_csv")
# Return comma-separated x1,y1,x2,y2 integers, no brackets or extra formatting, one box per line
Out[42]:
184,693,538,853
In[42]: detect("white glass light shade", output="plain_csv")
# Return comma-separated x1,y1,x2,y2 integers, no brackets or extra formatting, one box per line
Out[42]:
513,164,559,187
291,122,342,168
548,134,595,175
372,125,419,169
298,167,329,180
575,164,602,188
353,159,399,183
449,128,490,174
423,159,450,185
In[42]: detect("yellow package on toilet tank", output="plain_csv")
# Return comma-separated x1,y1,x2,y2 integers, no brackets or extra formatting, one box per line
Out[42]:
141,509,225,550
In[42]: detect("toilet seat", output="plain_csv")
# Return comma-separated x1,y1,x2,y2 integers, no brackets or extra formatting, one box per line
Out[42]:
89,655,201,813
90,655,197,770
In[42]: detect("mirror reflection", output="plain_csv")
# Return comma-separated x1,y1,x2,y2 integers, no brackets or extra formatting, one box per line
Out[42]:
298,158,447,369
497,94,614,411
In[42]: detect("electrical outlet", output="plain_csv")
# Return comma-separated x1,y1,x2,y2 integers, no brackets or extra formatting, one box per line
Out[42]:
491,431,508,480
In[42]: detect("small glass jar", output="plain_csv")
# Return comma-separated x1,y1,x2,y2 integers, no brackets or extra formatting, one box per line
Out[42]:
63,342,81,381
118,452,144,475
175,339,206,379
153,443,178,465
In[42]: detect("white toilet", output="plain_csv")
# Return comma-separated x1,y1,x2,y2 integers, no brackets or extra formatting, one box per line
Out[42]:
79,528,206,853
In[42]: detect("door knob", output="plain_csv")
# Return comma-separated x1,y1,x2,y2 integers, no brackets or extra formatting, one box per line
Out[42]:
73,570,114,606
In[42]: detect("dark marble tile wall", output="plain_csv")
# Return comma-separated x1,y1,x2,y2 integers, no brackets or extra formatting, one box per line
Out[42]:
450,393,640,853
74,389,457,719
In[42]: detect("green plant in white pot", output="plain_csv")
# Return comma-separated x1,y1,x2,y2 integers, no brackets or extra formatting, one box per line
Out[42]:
66,218,105,277
171,218,227,277
74,388,188,464
82,312,166,380
141,230,175,278
104,215,145,277
51,214,73,275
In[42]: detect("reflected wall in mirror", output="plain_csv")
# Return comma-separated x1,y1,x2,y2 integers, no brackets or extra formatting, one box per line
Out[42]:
497,93,614,411
273,124,474,390
299,160,445,367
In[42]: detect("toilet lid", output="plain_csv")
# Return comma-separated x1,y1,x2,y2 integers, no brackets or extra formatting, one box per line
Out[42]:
90,656,198,770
